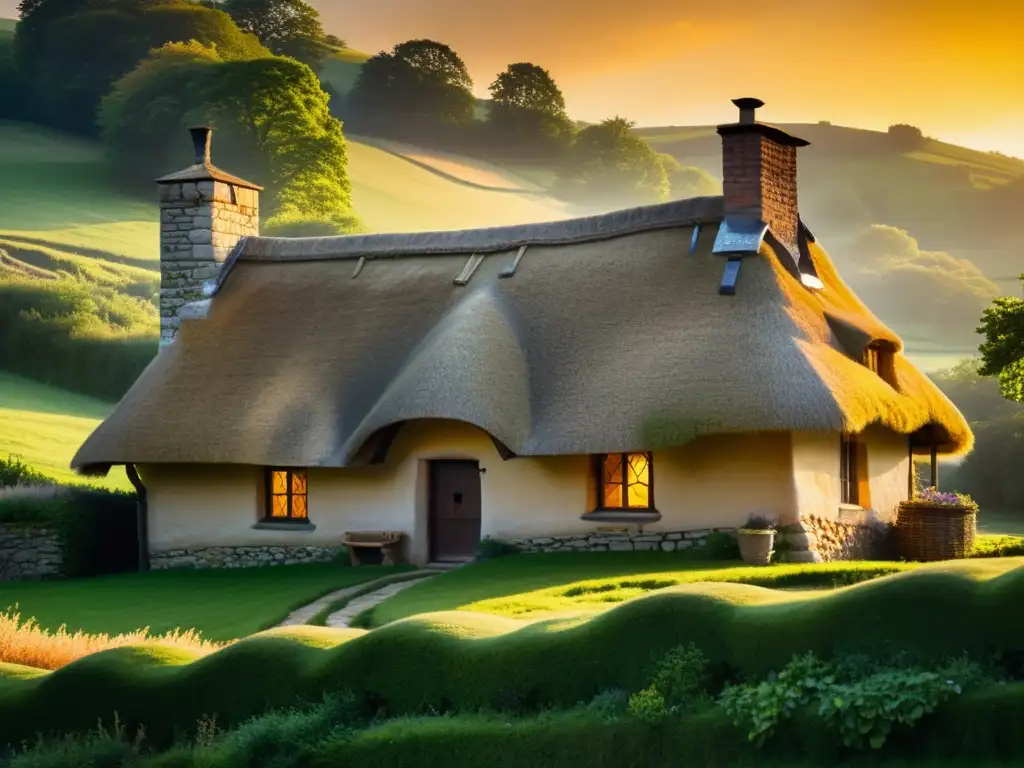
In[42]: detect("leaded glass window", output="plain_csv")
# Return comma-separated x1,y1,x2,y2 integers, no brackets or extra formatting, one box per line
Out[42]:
265,468,309,521
597,452,653,510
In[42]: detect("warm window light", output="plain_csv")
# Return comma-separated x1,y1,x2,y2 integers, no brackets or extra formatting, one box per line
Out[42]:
600,452,652,509
266,468,308,521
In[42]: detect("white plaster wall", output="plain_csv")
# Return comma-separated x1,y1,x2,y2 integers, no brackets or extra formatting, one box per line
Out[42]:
864,425,911,522
791,431,841,521
141,421,803,564
653,432,797,529
790,427,911,523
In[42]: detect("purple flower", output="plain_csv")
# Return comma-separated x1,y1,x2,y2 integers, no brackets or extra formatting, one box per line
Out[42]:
912,487,978,510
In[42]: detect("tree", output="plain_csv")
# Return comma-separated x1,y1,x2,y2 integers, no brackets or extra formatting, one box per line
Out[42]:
978,276,1024,403
345,39,475,137
656,154,721,199
553,117,669,208
14,0,265,135
217,0,331,67
485,62,574,160
100,42,358,233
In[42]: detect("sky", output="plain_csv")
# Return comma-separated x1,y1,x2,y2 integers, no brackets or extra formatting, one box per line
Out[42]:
1,0,1021,156
313,0,1024,157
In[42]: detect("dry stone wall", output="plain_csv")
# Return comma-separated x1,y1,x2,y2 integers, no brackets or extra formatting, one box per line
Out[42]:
150,545,343,570
159,179,259,345
780,516,893,562
0,524,63,581
510,528,734,553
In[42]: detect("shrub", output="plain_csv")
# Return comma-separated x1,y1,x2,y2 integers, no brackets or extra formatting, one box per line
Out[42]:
261,209,364,238
721,652,991,750
970,535,1024,558
0,456,51,488
626,686,667,723
476,536,521,560
703,530,740,560
584,689,629,722
0,608,223,670
0,485,138,577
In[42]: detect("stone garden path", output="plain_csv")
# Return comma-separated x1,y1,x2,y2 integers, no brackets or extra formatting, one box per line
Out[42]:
275,571,439,629
323,577,434,627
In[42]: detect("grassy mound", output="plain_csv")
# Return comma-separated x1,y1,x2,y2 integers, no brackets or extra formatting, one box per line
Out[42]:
1,562,1021,748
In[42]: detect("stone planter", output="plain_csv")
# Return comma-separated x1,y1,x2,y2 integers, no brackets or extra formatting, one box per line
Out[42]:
737,530,775,565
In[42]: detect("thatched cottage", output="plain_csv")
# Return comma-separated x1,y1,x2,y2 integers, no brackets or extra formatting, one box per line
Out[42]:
72,98,971,568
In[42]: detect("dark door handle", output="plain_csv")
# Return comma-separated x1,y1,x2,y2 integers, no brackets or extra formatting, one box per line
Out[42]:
453,492,463,504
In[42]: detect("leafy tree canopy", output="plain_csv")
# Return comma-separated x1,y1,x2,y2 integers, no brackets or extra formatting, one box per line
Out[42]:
553,116,669,207
100,42,358,233
346,39,475,134
14,0,265,135
211,0,331,67
489,62,565,115
977,277,1024,403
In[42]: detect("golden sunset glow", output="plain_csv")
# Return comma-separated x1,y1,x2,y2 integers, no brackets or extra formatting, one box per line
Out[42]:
314,0,1024,156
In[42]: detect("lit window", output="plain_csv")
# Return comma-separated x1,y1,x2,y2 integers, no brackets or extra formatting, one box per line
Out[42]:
597,453,653,510
265,468,308,521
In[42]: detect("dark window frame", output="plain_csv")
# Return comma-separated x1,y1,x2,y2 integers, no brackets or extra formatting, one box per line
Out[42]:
595,452,655,511
263,467,309,522
840,433,859,505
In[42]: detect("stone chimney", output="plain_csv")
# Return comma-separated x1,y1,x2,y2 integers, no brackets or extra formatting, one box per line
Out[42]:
716,98,809,252
155,127,262,345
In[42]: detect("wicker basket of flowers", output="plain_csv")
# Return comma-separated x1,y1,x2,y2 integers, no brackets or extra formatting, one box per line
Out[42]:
895,487,978,562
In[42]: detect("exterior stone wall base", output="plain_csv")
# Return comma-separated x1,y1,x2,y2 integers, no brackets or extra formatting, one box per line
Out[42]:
0,524,63,581
779,515,891,562
150,545,343,570
509,527,734,553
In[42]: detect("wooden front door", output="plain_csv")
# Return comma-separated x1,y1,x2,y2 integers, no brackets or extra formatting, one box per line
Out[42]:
429,460,482,561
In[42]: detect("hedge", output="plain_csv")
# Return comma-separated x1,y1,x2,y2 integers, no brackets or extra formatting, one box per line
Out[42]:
1,564,1022,748
0,484,137,577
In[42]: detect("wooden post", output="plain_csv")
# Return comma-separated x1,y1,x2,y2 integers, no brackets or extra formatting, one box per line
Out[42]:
930,444,939,490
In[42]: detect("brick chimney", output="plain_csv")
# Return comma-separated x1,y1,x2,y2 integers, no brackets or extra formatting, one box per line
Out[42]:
716,98,809,252
155,127,262,346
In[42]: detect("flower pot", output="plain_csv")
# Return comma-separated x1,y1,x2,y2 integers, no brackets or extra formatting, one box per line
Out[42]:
737,530,775,565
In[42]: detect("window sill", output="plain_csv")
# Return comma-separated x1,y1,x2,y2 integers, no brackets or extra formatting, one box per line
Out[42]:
252,521,317,532
581,509,662,524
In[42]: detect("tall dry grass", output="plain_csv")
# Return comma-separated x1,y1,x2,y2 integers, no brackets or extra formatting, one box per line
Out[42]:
0,608,226,670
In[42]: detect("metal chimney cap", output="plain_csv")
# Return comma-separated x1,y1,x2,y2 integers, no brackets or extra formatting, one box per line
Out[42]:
732,97,765,111
189,126,213,166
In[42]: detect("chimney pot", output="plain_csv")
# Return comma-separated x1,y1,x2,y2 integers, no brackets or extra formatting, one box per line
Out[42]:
732,97,764,125
189,126,212,166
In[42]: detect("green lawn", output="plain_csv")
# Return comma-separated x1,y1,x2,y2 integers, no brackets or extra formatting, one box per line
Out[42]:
0,372,127,490
978,508,1024,536
359,551,1024,628
3,563,409,641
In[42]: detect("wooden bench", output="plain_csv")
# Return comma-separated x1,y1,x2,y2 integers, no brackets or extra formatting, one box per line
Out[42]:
341,531,403,566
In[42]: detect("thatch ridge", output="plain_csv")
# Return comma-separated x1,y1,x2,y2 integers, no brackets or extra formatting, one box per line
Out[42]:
238,196,725,261
71,211,972,473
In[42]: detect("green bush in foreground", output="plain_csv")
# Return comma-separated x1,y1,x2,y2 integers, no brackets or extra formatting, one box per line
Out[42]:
1,564,1023,749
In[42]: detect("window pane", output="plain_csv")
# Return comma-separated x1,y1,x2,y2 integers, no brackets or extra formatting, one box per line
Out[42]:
291,494,308,519
626,453,650,508
271,471,287,495
602,454,622,485
603,482,623,508
271,495,288,518
291,470,307,495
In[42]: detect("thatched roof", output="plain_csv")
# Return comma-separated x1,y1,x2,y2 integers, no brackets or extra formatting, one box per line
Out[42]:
72,197,971,474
